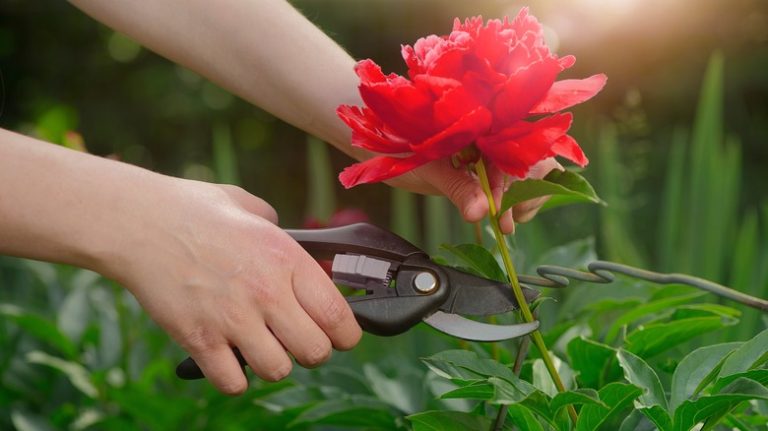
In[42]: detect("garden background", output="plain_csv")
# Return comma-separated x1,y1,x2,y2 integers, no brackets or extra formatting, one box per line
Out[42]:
1,0,767,429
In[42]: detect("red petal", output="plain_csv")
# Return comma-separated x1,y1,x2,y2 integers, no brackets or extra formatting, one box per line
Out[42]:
551,134,589,167
358,70,436,142
339,154,429,188
336,105,410,153
491,57,561,128
529,74,607,114
410,106,492,159
476,113,573,178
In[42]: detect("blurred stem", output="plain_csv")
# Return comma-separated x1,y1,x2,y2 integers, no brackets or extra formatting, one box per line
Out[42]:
473,222,484,247
475,158,577,425
493,328,532,431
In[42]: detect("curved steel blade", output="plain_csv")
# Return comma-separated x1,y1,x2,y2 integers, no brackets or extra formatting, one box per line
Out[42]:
440,266,539,316
423,311,539,341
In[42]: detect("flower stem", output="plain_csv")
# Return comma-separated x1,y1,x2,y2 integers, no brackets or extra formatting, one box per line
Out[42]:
474,158,578,425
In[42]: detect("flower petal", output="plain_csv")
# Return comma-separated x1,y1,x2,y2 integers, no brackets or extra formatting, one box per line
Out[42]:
339,154,429,188
410,106,492,159
491,57,561,128
551,134,589,167
529,74,607,114
336,105,411,154
477,113,573,178
356,60,436,141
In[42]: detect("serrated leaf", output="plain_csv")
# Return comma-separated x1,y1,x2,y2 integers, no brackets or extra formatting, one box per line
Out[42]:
576,382,643,431
440,243,506,282
625,316,734,359
567,337,618,389
670,342,741,410
719,328,768,377
672,378,768,431
407,411,492,431
500,169,603,214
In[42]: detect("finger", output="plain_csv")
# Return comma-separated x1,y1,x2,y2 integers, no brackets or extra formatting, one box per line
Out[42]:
188,344,249,395
415,160,488,222
499,209,516,234
290,254,362,351
234,324,294,382
527,157,563,180
264,296,333,368
513,195,551,223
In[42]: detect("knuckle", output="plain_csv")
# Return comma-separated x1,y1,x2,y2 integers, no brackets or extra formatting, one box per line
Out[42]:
218,377,248,396
299,341,332,368
260,361,293,382
319,295,350,331
181,327,217,354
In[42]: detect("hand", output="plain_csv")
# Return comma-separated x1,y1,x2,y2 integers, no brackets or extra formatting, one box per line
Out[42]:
98,177,362,394
385,157,562,234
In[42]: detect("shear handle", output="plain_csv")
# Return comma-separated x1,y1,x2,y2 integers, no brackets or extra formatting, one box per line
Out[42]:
285,223,425,261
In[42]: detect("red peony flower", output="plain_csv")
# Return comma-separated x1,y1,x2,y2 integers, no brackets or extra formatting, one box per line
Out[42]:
337,8,606,188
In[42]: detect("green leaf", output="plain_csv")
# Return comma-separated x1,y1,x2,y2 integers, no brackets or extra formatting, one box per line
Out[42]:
550,389,606,414
625,316,734,359
500,169,604,214
288,397,397,429
670,342,741,410
439,376,538,406
422,350,532,389
567,337,618,389
672,378,768,431
506,404,545,431
619,409,657,431
11,408,56,431
576,383,643,431
0,303,78,359
617,350,672,431
604,292,705,343
616,350,668,410
26,351,98,398
719,328,768,377
407,411,492,431
440,243,507,282
439,381,495,401
712,370,768,394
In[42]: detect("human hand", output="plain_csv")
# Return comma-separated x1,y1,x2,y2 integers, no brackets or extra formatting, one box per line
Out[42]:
98,177,361,394
384,157,562,234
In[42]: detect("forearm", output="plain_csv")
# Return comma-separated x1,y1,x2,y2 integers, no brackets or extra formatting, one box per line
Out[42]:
0,129,159,275
69,0,368,160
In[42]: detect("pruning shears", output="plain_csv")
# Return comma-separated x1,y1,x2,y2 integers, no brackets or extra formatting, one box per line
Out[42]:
175,222,768,380
176,222,540,380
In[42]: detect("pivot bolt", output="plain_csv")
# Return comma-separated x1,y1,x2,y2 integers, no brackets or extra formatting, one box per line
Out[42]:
413,271,438,293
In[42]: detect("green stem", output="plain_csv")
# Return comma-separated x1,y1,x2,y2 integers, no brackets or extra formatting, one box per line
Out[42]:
475,158,578,425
